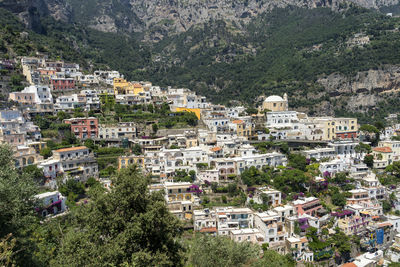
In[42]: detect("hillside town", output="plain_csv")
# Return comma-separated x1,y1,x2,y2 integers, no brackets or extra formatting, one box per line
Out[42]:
3,56,400,266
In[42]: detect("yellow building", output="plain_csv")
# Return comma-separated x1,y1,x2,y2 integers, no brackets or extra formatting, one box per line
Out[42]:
259,93,288,113
186,137,198,148
232,120,252,137
307,117,336,141
27,141,47,153
333,118,358,139
132,83,144,95
176,107,201,119
113,78,130,94
165,182,195,202
113,78,145,96
118,155,146,170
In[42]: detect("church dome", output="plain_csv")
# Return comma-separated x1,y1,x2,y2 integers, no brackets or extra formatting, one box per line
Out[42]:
264,95,284,102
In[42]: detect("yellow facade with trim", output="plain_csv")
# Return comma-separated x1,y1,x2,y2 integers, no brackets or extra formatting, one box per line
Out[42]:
118,155,146,170
176,107,201,119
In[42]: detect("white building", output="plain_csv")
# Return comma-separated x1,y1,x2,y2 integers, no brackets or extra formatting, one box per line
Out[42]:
35,191,67,217
193,209,217,233
319,159,348,175
235,152,287,174
301,147,336,160
197,169,219,184
254,211,287,248
215,207,253,236
230,228,263,244
251,187,282,207
98,122,138,139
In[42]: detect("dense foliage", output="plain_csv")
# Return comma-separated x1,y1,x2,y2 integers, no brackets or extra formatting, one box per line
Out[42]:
5,6,400,122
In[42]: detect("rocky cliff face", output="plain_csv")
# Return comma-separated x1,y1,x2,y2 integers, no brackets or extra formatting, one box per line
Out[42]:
2,0,400,36
318,65,400,112
0,0,71,32
77,0,400,38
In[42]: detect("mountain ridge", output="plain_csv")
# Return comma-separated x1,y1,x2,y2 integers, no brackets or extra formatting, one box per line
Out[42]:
2,0,400,39
2,2,400,123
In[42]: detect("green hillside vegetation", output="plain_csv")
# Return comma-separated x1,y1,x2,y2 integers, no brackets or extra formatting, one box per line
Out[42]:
146,7,400,104
3,6,400,122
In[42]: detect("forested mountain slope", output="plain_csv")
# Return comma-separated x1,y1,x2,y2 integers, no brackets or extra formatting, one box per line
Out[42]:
2,2,400,122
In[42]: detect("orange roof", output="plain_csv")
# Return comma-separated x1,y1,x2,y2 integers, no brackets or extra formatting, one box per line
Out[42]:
300,237,308,243
373,147,392,153
133,83,142,87
232,120,244,124
372,216,380,220
199,227,217,233
210,147,222,152
55,146,87,153
378,222,392,228
341,263,357,267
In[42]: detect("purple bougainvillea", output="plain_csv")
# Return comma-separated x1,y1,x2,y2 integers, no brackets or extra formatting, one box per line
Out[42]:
189,184,203,195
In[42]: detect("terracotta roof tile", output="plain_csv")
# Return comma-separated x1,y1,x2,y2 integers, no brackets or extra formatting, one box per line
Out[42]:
373,147,392,153
55,146,87,153
199,227,217,233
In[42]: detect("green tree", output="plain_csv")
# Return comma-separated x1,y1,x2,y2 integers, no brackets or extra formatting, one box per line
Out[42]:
57,111,69,121
333,172,348,184
385,161,400,177
240,166,270,186
363,154,374,168
39,147,53,159
189,170,196,181
73,108,85,118
273,169,309,193
152,123,158,134
329,228,351,258
0,145,39,265
288,153,307,171
227,183,239,197
245,107,258,115
251,249,295,267
359,124,379,134
382,200,392,213
132,144,142,155
188,234,259,267
58,179,85,202
62,131,78,145
53,166,184,266
355,142,372,155
22,165,45,185
331,192,347,208
84,139,96,151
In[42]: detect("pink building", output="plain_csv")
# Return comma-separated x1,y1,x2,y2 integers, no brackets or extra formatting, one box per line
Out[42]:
64,117,98,139
51,78,75,91
293,197,323,217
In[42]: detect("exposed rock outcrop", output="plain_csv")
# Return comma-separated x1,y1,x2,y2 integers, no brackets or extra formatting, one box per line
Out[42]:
318,65,400,111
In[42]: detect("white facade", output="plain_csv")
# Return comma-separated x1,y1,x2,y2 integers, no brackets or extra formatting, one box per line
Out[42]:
193,209,217,232
98,123,138,139
235,152,287,174
35,191,67,217
254,211,287,246
266,111,300,128
301,147,336,160
215,207,253,235
319,159,348,175
197,169,219,184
